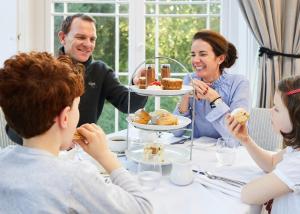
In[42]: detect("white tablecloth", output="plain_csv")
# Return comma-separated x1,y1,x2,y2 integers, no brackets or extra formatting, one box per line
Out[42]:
108,129,264,214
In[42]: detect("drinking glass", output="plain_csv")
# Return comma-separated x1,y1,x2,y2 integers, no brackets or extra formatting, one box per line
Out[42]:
215,137,239,166
137,155,162,191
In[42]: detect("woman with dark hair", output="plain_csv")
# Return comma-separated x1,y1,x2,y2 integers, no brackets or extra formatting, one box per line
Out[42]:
226,75,300,213
174,30,250,140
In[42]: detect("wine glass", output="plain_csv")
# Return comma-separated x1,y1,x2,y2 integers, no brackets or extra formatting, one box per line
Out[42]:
137,154,162,191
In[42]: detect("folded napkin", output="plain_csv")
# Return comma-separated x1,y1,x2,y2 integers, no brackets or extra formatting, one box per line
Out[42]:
211,165,264,183
195,174,242,198
194,165,264,198
187,137,216,150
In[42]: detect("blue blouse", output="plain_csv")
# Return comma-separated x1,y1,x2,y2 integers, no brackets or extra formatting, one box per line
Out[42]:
173,72,250,139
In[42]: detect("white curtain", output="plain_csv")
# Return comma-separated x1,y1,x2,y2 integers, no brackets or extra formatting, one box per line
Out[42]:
238,0,300,107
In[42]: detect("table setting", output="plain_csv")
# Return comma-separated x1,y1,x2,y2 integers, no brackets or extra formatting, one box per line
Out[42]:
59,127,264,214
105,128,264,214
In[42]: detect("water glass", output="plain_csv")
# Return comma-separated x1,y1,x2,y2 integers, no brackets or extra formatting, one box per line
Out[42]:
215,137,239,166
137,155,162,191
170,160,194,186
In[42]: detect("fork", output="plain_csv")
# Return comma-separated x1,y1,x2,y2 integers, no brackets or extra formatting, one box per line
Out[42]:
170,136,191,145
193,169,246,187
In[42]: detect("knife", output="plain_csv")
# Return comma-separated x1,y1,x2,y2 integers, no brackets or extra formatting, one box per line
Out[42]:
192,169,246,186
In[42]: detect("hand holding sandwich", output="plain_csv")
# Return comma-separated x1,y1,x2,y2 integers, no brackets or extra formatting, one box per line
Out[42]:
74,123,121,173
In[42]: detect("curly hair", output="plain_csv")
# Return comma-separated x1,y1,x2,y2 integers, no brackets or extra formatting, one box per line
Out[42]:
0,52,84,139
192,30,238,72
277,75,300,148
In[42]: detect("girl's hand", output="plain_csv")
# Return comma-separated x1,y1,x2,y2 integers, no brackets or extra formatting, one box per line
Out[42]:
226,114,250,144
191,79,219,102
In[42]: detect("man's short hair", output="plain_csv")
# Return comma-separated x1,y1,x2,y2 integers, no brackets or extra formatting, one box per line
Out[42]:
0,52,84,138
61,13,96,34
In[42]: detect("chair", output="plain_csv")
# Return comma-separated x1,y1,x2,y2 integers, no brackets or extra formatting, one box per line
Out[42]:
248,108,283,151
0,107,14,148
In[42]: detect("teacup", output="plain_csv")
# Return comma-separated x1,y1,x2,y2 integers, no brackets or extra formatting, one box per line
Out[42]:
108,136,127,152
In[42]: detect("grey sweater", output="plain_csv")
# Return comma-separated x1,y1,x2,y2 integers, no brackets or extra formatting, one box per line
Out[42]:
0,146,153,214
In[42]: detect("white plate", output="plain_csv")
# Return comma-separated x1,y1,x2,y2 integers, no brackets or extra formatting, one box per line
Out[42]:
127,115,191,131
129,85,193,96
126,145,190,165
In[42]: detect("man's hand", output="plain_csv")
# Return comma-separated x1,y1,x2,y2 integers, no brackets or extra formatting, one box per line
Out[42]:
132,67,146,85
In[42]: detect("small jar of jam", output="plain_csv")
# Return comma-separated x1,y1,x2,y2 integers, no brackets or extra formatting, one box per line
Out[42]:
146,64,155,85
161,64,170,79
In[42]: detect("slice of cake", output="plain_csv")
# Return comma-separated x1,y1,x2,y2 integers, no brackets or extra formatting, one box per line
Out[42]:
161,78,183,90
138,77,147,89
143,143,164,162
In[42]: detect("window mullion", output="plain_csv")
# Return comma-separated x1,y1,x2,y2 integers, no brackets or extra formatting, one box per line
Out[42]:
154,0,160,110
115,2,120,132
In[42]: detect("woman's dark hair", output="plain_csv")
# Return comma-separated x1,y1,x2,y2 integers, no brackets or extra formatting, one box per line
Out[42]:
192,30,237,72
277,75,300,148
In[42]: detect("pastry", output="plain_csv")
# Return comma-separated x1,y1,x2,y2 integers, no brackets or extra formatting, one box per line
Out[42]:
133,109,151,124
161,64,170,79
150,109,169,124
143,143,164,162
231,108,250,125
73,130,85,141
161,78,183,90
156,113,178,125
138,77,147,89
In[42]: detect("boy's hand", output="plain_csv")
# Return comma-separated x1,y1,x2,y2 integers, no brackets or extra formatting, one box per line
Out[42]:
75,123,121,173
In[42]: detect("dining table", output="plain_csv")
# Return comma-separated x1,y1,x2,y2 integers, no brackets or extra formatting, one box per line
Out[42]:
106,128,264,214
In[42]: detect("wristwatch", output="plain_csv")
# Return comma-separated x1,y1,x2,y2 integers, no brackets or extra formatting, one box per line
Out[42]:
210,97,222,109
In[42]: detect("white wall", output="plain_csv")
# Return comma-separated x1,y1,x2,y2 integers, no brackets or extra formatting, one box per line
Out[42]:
0,0,17,66
18,0,47,52
0,0,48,66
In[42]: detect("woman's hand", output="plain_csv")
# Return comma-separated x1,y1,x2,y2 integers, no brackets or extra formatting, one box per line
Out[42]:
191,79,219,102
75,123,121,173
226,114,250,144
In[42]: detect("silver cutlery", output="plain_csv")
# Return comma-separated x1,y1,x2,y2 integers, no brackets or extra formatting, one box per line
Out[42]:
192,169,246,187
170,136,191,145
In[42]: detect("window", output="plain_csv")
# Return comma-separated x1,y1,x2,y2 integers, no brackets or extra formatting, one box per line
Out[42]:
50,0,222,134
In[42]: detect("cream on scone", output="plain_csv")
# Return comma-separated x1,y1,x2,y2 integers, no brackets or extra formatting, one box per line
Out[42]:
231,108,250,125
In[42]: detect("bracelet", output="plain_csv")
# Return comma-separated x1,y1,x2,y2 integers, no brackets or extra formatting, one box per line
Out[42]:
177,103,188,114
210,96,222,109
210,96,221,105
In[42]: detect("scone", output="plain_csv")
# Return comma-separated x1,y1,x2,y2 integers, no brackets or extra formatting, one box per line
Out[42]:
133,109,151,124
156,113,178,125
231,108,250,125
150,109,170,124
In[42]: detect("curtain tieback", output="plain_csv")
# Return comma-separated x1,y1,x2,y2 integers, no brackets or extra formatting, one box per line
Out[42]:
259,47,300,59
